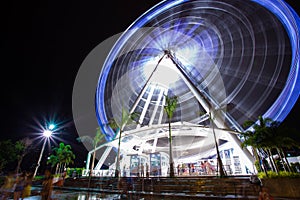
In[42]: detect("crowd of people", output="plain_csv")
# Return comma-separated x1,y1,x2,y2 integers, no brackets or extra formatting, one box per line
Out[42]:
0,171,33,200
0,169,54,200
176,161,216,176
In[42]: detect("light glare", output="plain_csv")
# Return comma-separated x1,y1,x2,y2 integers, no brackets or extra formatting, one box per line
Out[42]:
49,124,55,130
43,130,52,137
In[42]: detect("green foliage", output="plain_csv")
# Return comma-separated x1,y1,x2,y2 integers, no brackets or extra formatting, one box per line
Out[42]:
33,175,45,181
164,95,178,120
55,143,76,166
66,167,84,177
47,142,75,175
241,116,299,150
240,116,300,175
255,160,262,173
47,154,59,167
0,140,17,171
240,116,274,149
14,138,34,173
258,171,300,179
108,107,140,177
0,138,33,172
275,159,284,171
77,127,105,149
109,109,140,132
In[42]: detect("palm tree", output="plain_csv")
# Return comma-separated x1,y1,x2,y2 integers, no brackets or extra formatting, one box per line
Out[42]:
109,107,139,178
77,127,105,177
51,142,75,175
77,127,105,188
240,127,264,173
163,94,178,177
266,121,300,172
240,116,300,175
47,154,59,174
241,116,274,175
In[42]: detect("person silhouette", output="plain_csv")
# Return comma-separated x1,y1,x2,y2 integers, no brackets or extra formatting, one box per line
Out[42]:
146,163,149,178
14,172,26,200
22,172,33,198
41,169,53,200
0,171,15,200
140,163,144,177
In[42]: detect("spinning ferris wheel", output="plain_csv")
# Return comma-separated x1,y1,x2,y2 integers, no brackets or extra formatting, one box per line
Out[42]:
90,0,299,175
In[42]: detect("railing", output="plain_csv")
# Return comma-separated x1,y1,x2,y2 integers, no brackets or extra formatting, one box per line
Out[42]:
63,176,260,198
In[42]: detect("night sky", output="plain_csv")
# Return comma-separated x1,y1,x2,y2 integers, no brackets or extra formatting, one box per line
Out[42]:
1,0,299,168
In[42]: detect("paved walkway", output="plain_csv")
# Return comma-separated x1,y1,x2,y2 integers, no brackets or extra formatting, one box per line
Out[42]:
7,186,298,200
15,188,260,200
19,193,300,200
11,190,121,200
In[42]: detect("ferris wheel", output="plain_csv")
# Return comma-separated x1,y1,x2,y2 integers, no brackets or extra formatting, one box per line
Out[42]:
96,0,299,138
92,0,299,175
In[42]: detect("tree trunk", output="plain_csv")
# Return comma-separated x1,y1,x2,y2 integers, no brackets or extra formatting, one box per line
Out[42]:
55,163,59,175
91,149,96,176
258,148,268,177
253,148,263,172
281,148,293,172
276,148,286,171
168,120,174,177
266,148,278,173
59,163,63,174
88,147,96,188
115,130,122,178
16,156,23,174
264,148,274,171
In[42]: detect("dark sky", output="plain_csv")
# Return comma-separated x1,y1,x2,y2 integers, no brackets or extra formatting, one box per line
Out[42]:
0,0,161,140
0,0,163,168
1,0,300,167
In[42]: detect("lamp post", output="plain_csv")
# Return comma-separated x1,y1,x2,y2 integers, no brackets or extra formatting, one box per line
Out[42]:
33,125,54,178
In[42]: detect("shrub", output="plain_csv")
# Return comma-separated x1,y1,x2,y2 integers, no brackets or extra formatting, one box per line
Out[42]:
66,167,84,177
258,171,300,179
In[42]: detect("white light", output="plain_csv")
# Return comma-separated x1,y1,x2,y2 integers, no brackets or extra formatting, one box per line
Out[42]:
49,124,55,130
142,57,180,87
43,130,52,137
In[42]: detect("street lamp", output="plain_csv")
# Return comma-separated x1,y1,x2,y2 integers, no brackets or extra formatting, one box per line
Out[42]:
33,124,54,178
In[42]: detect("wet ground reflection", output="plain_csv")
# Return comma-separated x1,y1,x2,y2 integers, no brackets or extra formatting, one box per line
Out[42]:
24,189,136,200
51,191,123,200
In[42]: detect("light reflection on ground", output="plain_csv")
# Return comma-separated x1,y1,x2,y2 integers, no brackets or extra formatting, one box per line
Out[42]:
18,190,129,200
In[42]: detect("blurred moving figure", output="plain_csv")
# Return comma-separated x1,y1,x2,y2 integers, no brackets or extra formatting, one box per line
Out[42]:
0,171,15,200
40,169,53,200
